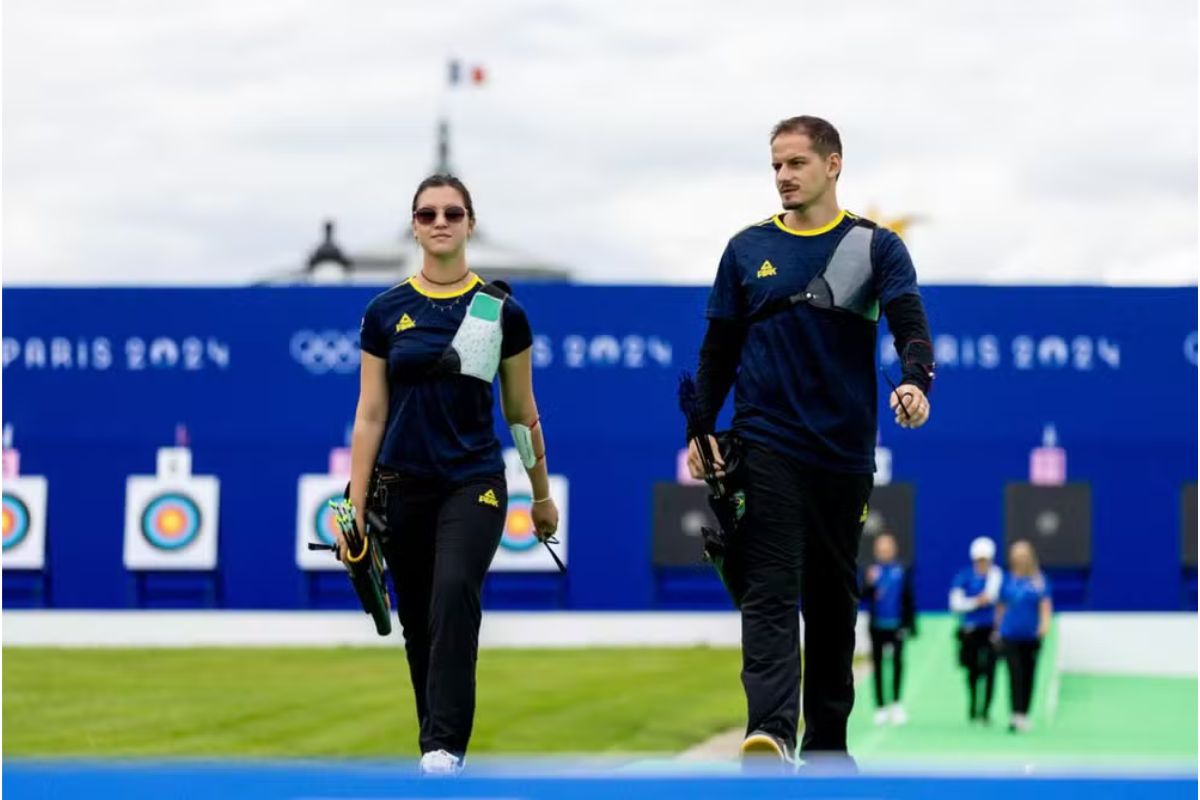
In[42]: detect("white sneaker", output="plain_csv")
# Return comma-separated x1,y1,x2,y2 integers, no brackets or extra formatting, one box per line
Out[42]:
889,704,908,726
1013,714,1032,733
419,749,463,776
873,708,889,726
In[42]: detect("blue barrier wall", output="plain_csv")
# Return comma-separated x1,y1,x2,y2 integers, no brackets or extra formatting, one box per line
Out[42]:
3,285,1196,611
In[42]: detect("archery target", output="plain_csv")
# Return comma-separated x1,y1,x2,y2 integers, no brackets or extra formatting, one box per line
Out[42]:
296,474,351,571
124,475,219,570
140,492,202,550
489,475,569,572
3,493,31,551
501,492,540,553
1,476,48,570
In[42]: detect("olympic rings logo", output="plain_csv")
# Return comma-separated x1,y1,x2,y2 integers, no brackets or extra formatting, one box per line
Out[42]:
290,330,360,375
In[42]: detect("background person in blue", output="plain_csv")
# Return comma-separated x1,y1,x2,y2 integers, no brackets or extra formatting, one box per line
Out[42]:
862,532,917,727
686,115,936,767
949,537,1003,724
346,174,559,776
996,540,1053,733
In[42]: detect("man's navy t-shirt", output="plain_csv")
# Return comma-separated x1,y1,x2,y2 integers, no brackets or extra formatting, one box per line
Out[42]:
706,210,919,473
360,275,533,481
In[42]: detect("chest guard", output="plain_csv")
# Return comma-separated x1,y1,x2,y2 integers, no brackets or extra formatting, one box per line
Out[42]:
804,218,880,321
429,281,510,383
750,218,880,324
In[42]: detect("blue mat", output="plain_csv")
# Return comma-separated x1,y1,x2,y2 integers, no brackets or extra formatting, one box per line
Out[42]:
5,761,1196,800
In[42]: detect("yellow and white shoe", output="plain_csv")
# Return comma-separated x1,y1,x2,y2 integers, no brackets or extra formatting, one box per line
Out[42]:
740,730,793,766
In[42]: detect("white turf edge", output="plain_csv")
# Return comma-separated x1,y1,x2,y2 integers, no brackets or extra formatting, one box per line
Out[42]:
2,611,750,649
3,611,1194,679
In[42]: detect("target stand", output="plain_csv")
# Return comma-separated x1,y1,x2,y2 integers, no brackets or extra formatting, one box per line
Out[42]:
2,446,52,607
123,447,222,608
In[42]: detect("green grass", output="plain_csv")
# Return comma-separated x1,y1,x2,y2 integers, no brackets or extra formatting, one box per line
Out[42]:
3,647,745,758
8,622,1195,765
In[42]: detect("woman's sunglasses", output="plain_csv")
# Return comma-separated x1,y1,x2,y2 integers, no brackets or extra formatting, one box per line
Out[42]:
413,206,468,225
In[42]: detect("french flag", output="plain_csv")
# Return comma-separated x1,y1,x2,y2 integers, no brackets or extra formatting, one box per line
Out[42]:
448,59,487,87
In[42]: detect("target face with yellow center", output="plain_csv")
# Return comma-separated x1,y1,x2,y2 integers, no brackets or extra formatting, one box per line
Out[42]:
501,492,539,552
487,473,566,572
2,493,31,551
141,492,202,550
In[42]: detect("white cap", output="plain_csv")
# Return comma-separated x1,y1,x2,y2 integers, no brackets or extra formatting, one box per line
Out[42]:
969,537,996,561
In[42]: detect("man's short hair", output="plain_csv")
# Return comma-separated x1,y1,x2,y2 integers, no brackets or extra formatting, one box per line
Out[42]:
770,116,842,161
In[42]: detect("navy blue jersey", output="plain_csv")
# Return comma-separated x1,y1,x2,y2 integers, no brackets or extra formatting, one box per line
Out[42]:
706,210,919,473
1000,573,1051,641
869,562,906,629
359,275,533,481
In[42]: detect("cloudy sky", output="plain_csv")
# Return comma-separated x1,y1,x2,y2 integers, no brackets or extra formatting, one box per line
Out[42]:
4,0,1196,286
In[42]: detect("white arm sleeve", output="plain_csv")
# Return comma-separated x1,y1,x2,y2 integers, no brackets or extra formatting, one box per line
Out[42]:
510,423,537,469
949,587,977,613
983,566,1003,603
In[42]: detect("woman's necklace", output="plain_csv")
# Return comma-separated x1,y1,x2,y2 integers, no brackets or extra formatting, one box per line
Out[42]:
420,269,469,286
416,269,474,314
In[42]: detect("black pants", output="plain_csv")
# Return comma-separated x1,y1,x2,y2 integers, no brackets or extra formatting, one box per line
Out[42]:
1003,639,1041,715
729,443,873,755
960,626,996,719
377,471,506,757
869,627,904,707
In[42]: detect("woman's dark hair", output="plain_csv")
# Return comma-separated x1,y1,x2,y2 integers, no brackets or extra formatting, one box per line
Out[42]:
411,174,475,221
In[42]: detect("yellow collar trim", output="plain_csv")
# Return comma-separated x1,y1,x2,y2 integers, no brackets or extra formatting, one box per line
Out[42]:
406,273,482,299
772,209,847,237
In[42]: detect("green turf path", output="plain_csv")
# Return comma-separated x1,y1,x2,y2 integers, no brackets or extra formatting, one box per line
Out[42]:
847,615,1197,766
3,647,745,757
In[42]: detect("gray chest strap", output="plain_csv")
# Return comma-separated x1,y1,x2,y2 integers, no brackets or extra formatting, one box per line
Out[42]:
749,219,880,324
429,282,509,383
804,221,879,321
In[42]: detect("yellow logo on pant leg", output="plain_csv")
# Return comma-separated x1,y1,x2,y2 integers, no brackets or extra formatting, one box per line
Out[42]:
860,503,869,523
756,260,777,278
396,314,415,332
478,489,500,508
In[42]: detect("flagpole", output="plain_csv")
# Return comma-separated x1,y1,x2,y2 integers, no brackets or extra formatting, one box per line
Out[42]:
439,56,460,174
437,57,485,176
